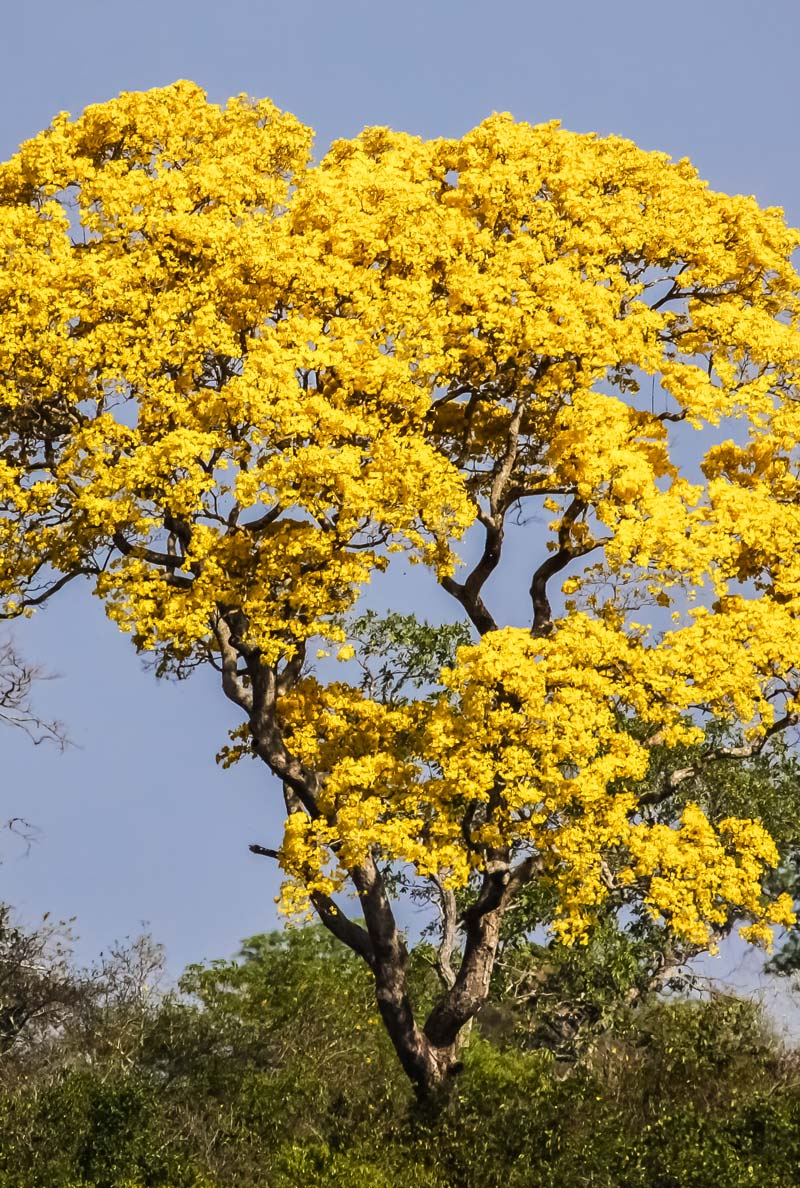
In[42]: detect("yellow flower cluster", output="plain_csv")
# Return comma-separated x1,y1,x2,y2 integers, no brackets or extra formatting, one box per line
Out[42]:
2,83,800,948
274,624,794,945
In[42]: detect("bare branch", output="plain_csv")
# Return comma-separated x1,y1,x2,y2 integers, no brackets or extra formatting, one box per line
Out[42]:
441,553,500,635
247,668,321,814
309,890,375,967
248,843,281,860
0,569,89,618
239,504,284,533
276,642,307,697
212,615,253,713
111,532,195,589
438,402,530,635
529,500,606,635
0,640,68,748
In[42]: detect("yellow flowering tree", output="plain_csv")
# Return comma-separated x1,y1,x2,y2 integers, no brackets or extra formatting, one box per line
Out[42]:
2,81,800,1093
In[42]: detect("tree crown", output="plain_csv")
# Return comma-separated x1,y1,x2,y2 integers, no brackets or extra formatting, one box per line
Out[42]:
2,82,799,954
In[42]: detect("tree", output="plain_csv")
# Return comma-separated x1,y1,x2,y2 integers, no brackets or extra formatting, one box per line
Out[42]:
5,920,800,1188
0,904,164,1082
1,81,800,1094
0,639,65,748
0,905,79,1068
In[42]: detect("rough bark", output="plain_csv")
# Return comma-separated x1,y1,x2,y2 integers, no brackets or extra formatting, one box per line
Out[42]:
350,854,540,1095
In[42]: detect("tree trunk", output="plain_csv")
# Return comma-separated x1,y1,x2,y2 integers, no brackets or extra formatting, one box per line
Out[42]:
372,963,463,1096
365,874,510,1096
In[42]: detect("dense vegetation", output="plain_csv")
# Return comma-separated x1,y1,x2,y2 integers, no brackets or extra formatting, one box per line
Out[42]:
3,906,800,1188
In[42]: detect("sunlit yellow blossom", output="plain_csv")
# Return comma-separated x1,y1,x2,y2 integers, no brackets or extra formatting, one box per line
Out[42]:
1,83,799,953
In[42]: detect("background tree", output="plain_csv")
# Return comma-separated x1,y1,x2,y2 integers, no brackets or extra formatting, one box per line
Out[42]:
2,920,800,1188
0,905,78,1066
0,637,67,858
2,82,800,1093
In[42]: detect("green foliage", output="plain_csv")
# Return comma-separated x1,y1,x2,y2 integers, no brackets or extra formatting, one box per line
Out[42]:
0,1069,196,1188
429,1001,798,1188
4,913,800,1186
639,718,800,848
485,912,678,1058
344,611,473,705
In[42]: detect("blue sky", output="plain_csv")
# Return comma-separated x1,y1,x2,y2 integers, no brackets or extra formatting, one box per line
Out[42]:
3,0,800,979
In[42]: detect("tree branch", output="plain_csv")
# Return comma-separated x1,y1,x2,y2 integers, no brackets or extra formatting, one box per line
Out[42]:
248,843,374,965
112,532,184,570
639,712,800,807
212,615,253,713
349,853,431,1086
276,643,307,697
438,401,529,636
441,552,500,635
0,568,89,617
430,873,458,991
424,851,543,1049
529,500,605,636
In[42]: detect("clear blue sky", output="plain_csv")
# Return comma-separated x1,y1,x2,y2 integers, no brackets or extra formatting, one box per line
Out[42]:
2,0,800,978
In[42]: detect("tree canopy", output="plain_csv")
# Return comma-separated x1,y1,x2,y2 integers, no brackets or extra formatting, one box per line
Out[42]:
2,81,800,1090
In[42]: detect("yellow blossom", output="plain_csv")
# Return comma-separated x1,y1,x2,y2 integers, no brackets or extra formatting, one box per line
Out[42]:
1,83,798,951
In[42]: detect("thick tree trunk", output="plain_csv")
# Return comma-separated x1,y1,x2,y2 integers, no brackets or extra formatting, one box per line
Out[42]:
372,964,463,1095
372,953,453,1091
424,902,503,1052
304,850,543,1097
349,857,447,1093
352,859,515,1097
